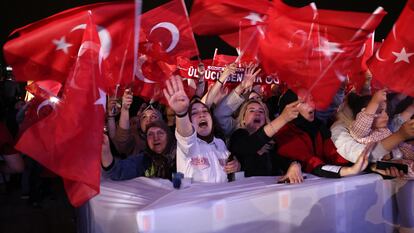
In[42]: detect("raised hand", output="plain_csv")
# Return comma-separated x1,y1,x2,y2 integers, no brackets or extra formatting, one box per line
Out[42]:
371,88,387,105
236,63,261,94
279,100,300,123
163,75,189,115
243,63,261,89
197,62,206,78
221,63,237,80
107,97,119,117
122,88,133,111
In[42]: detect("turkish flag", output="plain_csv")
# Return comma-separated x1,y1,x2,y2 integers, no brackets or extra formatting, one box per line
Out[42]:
259,4,386,109
133,42,176,102
26,80,62,100
4,0,198,98
133,0,199,102
15,16,106,207
190,0,271,60
3,1,135,89
368,0,414,97
18,80,63,134
190,0,272,36
347,33,376,93
140,0,198,59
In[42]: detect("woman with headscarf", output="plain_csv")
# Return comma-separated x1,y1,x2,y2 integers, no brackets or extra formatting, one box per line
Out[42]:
112,88,163,156
101,120,176,180
275,89,372,178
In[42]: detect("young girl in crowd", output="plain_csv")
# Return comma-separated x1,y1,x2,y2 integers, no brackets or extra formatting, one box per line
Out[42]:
163,76,240,183
348,89,414,177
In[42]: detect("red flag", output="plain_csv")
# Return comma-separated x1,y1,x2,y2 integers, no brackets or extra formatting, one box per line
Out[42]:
15,15,106,207
3,1,135,88
18,81,63,134
190,0,272,36
190,0,272,60
140,0,198,58
26,80,62,100
4,0,198,98
133,42,177,102
361,32,375,71
347,32,376,93
259,4,386,109
134,0,199,101
368,0,414,96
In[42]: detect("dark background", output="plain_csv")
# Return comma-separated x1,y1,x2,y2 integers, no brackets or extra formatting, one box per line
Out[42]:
1,0,408,67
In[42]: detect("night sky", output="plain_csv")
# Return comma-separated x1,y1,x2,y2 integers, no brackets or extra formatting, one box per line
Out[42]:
1,0,408,66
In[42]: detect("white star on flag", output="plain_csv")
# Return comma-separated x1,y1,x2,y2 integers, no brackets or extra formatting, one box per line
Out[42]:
53,36,73,54
244,12,263,25
314,38,344,60
144,42,153,52
94,88,107,111
392,47,414,64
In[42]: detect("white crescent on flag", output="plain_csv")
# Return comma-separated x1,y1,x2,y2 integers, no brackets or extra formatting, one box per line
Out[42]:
149,22,179,53
135,55,157,83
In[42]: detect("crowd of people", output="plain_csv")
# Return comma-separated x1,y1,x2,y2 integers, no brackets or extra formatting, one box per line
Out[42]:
2,61,414,206
99,62,414,184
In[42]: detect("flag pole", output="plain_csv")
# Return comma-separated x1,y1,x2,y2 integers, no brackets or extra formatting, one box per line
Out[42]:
212,48,218,65
235,28,259,64
116,30,133,86
133,0,143,84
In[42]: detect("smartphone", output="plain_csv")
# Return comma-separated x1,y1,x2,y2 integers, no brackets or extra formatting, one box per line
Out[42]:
376,161,408,174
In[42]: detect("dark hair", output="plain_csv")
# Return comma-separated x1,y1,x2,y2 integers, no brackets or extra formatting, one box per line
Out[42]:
188,99,211,121
278,89,298,114
347,93,372,119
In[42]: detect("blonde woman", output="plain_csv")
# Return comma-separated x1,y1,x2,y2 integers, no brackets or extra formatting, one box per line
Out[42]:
229,98,304,183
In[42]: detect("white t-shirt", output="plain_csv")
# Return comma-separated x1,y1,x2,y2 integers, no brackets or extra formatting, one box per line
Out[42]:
176,130,230,183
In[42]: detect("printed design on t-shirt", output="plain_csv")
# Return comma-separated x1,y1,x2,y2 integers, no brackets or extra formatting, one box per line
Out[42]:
190,156,210,169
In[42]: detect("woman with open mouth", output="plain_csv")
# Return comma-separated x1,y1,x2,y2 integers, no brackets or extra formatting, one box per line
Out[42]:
274,89,373,178
230,98,304,183
163,75,240,183
101,120,176,181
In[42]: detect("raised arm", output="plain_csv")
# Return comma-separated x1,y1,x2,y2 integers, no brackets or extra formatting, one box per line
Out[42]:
213,63,260,136
106,96,119,140
203,63,237,107
118,88,133,130
264,100,300,137
163,76,192,137
194,62,206,98
350,89,387,138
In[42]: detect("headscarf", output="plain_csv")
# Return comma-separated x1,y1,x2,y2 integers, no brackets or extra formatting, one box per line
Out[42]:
143,120,176,179
188,99,215,143
278,89,330,140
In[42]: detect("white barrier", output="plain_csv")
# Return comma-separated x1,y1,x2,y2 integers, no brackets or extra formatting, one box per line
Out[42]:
78,174,413,233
